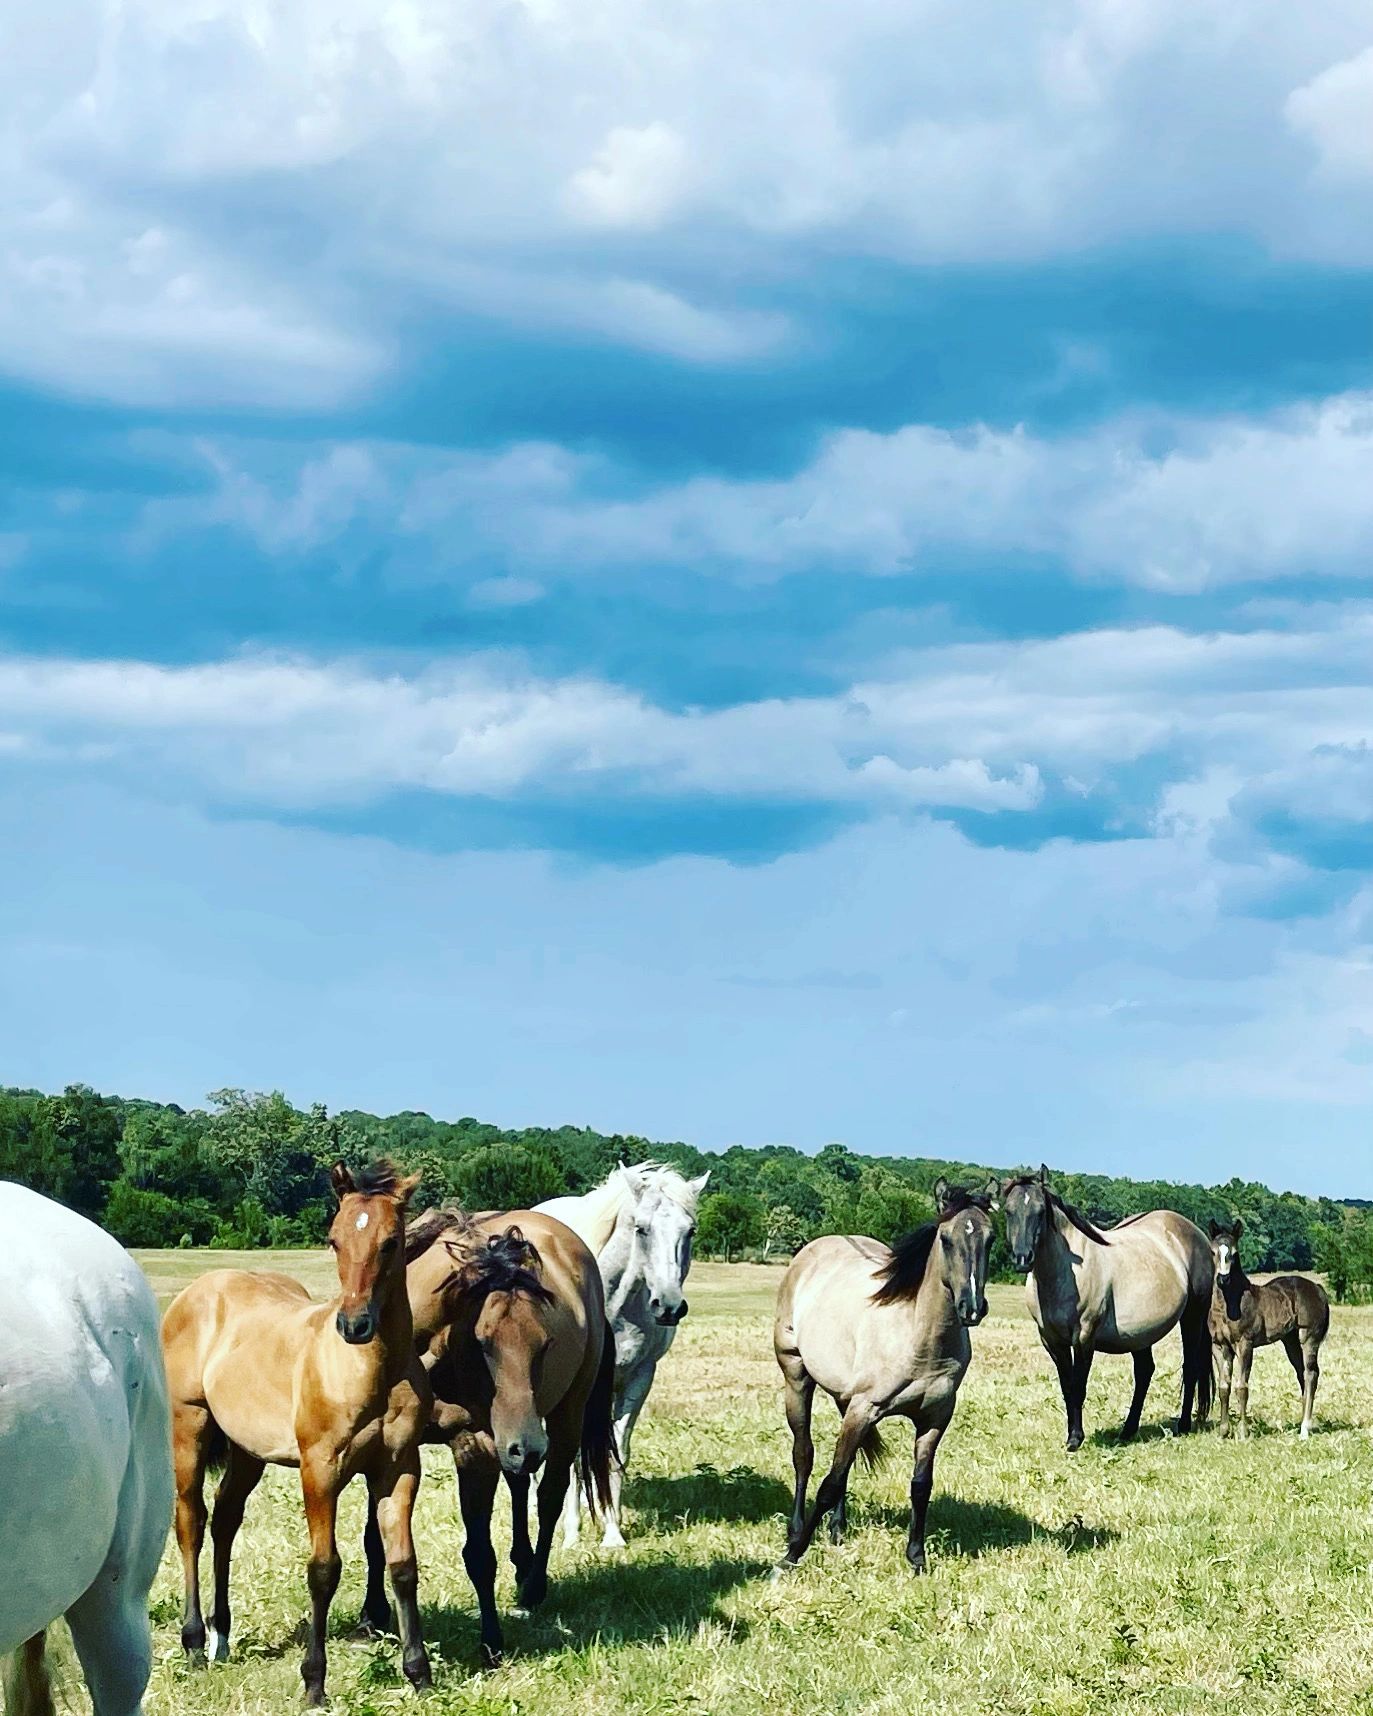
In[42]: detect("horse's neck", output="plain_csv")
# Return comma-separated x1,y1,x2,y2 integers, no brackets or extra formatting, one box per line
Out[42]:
575,1176,633,1255
1035,1206,1093,1315
599,1204,644,1320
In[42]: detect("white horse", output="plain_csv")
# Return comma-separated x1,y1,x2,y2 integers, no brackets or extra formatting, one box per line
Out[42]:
538,1161,708,1548
0,1182,173,1716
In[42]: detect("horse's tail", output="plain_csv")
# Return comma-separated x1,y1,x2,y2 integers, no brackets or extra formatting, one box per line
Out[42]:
1183,1294,1213,1425
2,1633,51,1716
857,1424,887,1468
204,1418,230,1477
579,1318,618,1520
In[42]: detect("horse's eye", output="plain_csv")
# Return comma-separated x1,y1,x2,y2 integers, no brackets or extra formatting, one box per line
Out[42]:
328,1237,340,1252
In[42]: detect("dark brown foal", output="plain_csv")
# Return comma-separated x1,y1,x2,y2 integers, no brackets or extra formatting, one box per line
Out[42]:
1208,1219,1331,1440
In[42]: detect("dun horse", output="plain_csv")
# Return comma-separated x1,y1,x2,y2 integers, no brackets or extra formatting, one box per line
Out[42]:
361,1208,615,1666
1,1182,172,1716
162,1162,432,1706
1004,1167,1213,1450
772,1178,997,1571
537,1161,709,1548
1208,1219,1330,1439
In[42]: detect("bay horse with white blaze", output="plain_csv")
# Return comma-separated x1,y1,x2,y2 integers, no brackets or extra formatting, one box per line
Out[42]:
773,1177,998,1572
360,1207,616,1666
162,1161,432,1706
1004,1166,1213,1450
1,1182,173,1716
1208,1218,1330,1439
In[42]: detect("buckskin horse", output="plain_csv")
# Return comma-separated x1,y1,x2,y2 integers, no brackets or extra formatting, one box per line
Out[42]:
162,1161,432,1706
360,1207,615,1666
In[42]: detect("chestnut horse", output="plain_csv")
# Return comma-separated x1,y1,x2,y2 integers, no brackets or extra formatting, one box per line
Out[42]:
360,1208,615,1666
1208,1218,1330,1439
162,1162,432,1706
773,1178,998,1573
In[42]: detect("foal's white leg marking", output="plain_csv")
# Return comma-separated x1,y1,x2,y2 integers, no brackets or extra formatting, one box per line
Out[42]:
561,1476,582,1548
207,1626,230,1663
1300,1418,1312,1440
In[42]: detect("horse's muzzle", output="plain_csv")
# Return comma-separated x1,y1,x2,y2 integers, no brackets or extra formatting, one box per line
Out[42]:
654,1300,688,1326
1013,1252,1035,1273
336,1309,376,1344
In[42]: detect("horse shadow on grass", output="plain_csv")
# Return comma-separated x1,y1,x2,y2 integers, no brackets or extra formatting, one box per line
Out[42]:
859,1494,1117,1558
625,1464,794,1528
421,1551,762,1667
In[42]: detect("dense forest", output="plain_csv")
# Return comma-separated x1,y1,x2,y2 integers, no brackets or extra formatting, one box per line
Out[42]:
4,1084,1372,1296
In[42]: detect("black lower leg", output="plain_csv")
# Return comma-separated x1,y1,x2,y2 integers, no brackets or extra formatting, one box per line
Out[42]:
361,1494,393,1633
1121,1348,1155,1439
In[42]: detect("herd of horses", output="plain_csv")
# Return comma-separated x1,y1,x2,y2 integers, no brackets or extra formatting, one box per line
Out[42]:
0,1160,1334,1716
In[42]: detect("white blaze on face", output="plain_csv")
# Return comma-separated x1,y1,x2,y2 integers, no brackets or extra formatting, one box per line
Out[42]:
1217,1243,1231,1273
356,1211,369,1230
966,1220,976,1302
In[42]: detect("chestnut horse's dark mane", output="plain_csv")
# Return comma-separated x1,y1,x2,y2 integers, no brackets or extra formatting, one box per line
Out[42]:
872,1187,993,1306
1003,1173,1112,1247
355,1159,405,1198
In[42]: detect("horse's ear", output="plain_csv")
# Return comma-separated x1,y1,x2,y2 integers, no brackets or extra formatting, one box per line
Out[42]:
1207,1218,1219,1237
330,1161,355,1200
621,1163,645,1192
983,1174,1000,1201
933,1176,950,1210
689,1171,711,1196
1039,1163,1049,1187
1233,1217,1244,1239
396,1171,423,1209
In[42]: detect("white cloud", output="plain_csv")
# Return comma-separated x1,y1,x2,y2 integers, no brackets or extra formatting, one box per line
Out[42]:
1286,48,1373,182
2,614,1371,843
4,0,1372,404
175,391,1373,589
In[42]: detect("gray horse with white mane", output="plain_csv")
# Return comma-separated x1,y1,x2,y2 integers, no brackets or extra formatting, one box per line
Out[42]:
538,1161,708,1547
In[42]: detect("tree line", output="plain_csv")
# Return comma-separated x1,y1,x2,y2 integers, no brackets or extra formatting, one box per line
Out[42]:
3,1083,1371,1296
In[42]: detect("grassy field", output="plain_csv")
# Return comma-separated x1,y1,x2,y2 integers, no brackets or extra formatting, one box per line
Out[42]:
47,1253,1373,1715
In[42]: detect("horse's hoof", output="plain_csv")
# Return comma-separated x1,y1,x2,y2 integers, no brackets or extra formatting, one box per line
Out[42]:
769,1559,800,1583
905,1553,927,1575
1066,1436,1083,1454
480,1645,503,1671
207,1629,230,1664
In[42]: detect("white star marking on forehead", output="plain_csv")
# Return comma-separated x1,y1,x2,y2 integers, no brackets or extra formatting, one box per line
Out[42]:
356,1211,369,1230
965,1219,974,1234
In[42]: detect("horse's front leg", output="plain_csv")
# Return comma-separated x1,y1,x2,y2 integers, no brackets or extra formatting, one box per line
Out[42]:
1233,1341,1254,1439
458,1461,504,1667
778,1398,878,1569
372,1452,432,1693
517,1409,582,1612
906,1422,946,1572
602,1366,654,1549
1215,1342,1234,1437
300,1456,342,1707
506,1471,534,1585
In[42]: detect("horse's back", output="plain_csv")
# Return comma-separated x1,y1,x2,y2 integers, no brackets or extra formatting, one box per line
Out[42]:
1089,1210,1210,1351
775,1235,889,1394
0,1183,171,1654
1264,1274,1331,1338
164,1267,317,1462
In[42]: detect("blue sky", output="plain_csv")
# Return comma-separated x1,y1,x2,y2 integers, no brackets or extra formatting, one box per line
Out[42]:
4,1,1373,1195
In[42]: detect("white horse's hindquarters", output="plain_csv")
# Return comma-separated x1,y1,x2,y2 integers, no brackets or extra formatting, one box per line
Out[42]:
0,1352,127,1652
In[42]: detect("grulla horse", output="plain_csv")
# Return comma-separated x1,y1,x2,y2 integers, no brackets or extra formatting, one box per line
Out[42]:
773,1178,998,1572
1004,1166,1213,1450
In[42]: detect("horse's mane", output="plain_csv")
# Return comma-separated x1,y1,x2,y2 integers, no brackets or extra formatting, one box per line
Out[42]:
437,1218,556,1306
871,1187,992,1306
355,1159,405,1198
1004,1173,1111,1246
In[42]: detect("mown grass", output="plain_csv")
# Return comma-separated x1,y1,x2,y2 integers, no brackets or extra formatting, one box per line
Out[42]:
45,1256,1373,1714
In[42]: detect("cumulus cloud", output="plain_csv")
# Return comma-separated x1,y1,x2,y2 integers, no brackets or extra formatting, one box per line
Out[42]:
2,615,1371,869
5,0,1373,405
169,391,1373,590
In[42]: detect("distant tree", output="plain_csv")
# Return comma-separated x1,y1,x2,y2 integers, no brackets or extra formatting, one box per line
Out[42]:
453,1143,563,1211
762,1203,807,1260
697,1191,765,1261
